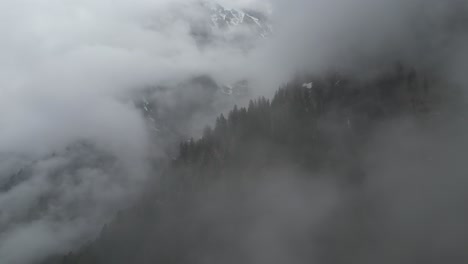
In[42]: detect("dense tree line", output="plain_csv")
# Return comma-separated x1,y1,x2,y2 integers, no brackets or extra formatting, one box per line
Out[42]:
39,65,437,264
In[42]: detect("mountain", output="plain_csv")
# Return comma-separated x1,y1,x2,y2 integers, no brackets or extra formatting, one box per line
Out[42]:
38,66,445,264
132,76,252,159
189,1,272,48
206,2,272,38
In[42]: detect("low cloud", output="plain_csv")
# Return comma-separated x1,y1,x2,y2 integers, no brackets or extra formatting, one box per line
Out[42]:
1,0,468,263
0,0,274,263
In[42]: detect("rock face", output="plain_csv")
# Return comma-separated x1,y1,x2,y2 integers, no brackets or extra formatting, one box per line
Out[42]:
207,2,272,38
189,1,272,48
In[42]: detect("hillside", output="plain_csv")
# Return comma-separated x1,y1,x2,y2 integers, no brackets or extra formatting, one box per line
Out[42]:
38,65,450,264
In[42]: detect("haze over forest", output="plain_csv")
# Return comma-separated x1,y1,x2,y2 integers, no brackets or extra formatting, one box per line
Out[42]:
1,0,468,263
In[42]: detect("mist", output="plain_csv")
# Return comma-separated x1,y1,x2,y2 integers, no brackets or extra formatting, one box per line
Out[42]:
0,0,275,262
1,0,468,263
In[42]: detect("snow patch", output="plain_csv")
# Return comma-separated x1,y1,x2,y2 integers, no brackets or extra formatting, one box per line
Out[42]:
221,85,233,95
302,82,313,89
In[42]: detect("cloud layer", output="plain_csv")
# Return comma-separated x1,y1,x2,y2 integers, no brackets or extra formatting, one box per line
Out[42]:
1,0,468,263
0,0,274,263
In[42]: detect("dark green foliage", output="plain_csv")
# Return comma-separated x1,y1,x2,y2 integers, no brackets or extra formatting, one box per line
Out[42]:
175,68,434,177
39,67,437,264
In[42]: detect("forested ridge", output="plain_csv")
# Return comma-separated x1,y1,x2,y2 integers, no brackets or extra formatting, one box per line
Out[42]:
40,65,444,264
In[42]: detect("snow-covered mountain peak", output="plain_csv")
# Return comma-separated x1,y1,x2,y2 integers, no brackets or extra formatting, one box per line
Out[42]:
200,1,272,38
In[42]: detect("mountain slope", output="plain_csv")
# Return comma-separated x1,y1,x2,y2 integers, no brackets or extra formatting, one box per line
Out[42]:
38,65,448,264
